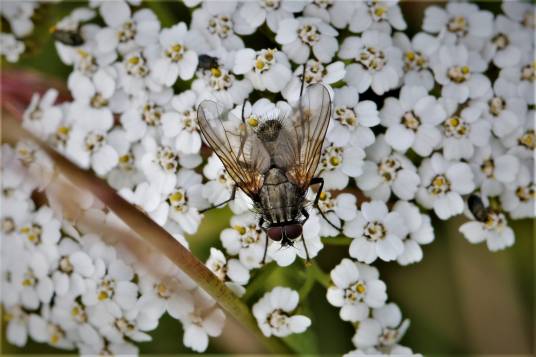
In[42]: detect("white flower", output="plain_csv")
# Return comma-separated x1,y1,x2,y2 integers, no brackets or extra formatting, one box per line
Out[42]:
180,289,225,353
347,0,406,33
0,1,38,37
481,15,531,69
88,303,152,343
476,84,525,138
432,45,490,103
164,169,206,234
202,153,251,214
28,312,75,350
65,126,119,177
381,85,446,156
138,137,179,193
191,1,246,51
192,65,253,109
22,89,63,139
276,16,338,64
4,305,30,347
119,181,170,226
422,3,493,51
282,59,345,103
500,164,535,219
357,135,420,201
319,143,366,191
105,129,144,190
352,303,410,349
460,209,515,252
470,143,520,197
316,192,358,237
51,239,95,297
392,201,434,265
393,32,439,91
0,32,25,62
268,212,323,267
344,201,406,264
95,1,160,55
161,90,202,154
82,252,138,312
233,48,292,93
326,86,379,148
326,258,387,322
67,67,116,130
498,57,535,105
147,22,199,86
119,91,170,142
339,31,403,95
137,256,195,320
252,287,311,337
239,0,306,33
206,248,250,296
501,110,534,159
439,100,491,161
502,0,536,30
416,153,475,220
221,213,267,269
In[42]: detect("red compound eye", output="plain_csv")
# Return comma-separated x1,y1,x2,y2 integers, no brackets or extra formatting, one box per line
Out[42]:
284,224,302,239
267,226,283,241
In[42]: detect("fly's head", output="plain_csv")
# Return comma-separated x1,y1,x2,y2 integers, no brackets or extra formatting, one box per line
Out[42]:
266,223,303,246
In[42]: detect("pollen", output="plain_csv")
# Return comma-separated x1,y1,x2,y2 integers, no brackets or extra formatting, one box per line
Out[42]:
405,51,415,61
247,117,259,127
233,225,246,235
355,282,366,294
169,191,184,202
98,291,109,301
211,67,222,77
128,56,140,65
330,156,341,166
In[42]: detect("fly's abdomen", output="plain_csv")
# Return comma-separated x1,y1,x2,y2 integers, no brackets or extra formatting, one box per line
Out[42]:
259,180,304,224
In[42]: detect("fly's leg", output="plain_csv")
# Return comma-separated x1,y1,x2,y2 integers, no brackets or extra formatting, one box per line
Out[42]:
199,185,236,214
241,99,247,124
259,217,269,264
300,208,311,263
310,177,343,232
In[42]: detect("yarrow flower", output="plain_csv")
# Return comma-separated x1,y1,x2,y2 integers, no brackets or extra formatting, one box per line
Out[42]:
252,287,311,337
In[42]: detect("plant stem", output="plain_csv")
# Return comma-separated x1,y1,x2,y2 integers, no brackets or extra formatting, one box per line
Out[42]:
309,261,330,288
321,236,353,246
1,114,291,354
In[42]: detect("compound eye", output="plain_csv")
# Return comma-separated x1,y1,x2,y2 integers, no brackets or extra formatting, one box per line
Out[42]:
284,224,303,239
267,227,283,241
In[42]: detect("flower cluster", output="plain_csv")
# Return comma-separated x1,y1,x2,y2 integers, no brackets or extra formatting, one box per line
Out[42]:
327,259,411,354
3,0,535,354
0,0,41,62
1,142,224,354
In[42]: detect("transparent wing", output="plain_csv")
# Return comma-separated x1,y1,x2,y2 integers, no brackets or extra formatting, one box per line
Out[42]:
275,83,332,189
197,100,270,198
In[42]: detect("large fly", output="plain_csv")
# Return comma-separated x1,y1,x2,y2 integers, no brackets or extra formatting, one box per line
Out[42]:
197,73,339,263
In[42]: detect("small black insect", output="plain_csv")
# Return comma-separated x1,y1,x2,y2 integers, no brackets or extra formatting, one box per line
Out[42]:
468,194,490,222
197,54,219,71
197,72,337,263
52,28,84,46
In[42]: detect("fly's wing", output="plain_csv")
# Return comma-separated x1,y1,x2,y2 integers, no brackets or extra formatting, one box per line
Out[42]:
275,83,331,189
197,100,270,198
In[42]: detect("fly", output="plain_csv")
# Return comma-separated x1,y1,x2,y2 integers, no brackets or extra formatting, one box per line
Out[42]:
197,71,340,263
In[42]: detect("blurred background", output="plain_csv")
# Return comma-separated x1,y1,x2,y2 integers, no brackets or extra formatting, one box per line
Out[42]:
1,0,534,355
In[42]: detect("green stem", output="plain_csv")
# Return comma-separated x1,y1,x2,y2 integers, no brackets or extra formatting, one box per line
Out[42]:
298,265,317,300
321,236,353,246
242,262,277,302
309,261,331,288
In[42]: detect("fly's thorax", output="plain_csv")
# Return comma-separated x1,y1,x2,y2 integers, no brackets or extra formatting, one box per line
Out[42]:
256,119,283,142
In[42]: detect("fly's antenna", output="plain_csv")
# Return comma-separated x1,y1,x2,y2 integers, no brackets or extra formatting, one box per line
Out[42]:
299,64,307,99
